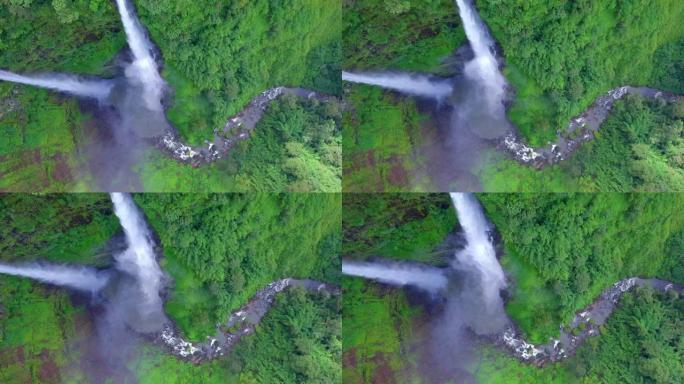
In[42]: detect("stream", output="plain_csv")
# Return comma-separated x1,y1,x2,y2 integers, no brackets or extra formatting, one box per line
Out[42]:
158,87,338,166
155,278,340,363
500,87,682,167
494,277,683,365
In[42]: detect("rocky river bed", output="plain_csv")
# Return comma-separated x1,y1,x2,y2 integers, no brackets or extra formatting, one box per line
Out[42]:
153,278,340,363
500,86,682,167
157,87,337,167
493,277,683,365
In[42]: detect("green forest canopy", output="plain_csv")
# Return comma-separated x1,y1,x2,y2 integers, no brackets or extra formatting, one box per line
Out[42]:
477,0,684,145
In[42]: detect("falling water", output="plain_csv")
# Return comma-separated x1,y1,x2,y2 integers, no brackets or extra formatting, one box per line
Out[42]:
0,262,109,293
115,0,166,111
110,192,164,315
342,71,454,100
0,70,113,100
342,260,448,293
454,0,507,115
449,192,507,333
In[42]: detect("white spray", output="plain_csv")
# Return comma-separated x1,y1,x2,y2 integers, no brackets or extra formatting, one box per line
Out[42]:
115,0,166,111
0,262,109,293
0,70,113,100
342,71,453,100
343,260,448,293
455,0,507,115
450,192,507,333
110,192,164,318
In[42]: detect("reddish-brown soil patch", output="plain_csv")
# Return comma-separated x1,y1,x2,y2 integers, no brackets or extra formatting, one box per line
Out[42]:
387,156,408,186
38,349,60,383
51,152,72,183
371,353,396,384
343,348,357,369
0,346,24,366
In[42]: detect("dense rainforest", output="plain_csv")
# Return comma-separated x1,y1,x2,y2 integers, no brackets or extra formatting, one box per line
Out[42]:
342,0,684,192
477,0,684,145
0,0,340,192
0,193,341,383
342,193,684,383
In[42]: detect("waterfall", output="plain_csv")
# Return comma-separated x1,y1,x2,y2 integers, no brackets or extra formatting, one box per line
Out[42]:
115,0,166,111
110,193,164,314
0,70,113,100
450,192,507,333
342,71,454,100
342,260,448,293
454,0,507,115
0,262,109,293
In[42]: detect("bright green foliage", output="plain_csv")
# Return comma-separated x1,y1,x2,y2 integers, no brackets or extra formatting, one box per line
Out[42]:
343,193,455,262
134,0,341,144
568,95,684,191
0,278,81,384
223,96,341,192
0,194,118,264
342,86,429,192
341,193,457,383
479,193,684,342
652,38,684,93
0,0,124,74
140,96,342,192
344,0,465,73
342,277,420,384
572,288,683,383
481,95,684,192
0,89,88,192
134,193,341,339
233,287,341,383
342,0,464,192
132,288,340,384
477,0,684,145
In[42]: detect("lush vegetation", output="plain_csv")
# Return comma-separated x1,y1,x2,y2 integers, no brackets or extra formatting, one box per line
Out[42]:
479,193,684,343
342,85,430,192
0,0,340,192
477,0,684,145
134,0,341,144
0,194,340,382
132,287,340,384
342,277,422,384
342,0,462,192
0,194,118,264
344,0,464,73
475,288,683,384
343,193,455,262
481,95,684,192
342,193,456,382
135,193,341,340
140,96,342,192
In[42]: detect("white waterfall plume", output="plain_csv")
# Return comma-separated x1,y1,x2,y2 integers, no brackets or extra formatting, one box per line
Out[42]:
110,192,164,317
0,70,113,100
342,260,448,293
0,262,109,293
342,71,453,100
450,192,508,334
115,0,166,112
455,0,507,115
